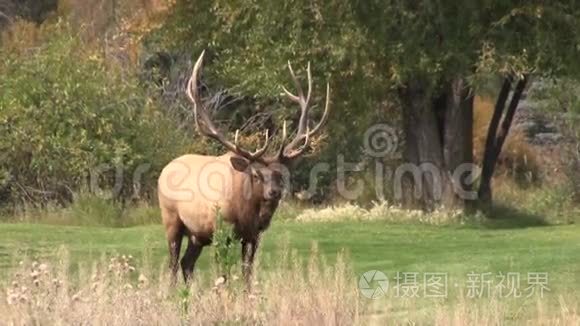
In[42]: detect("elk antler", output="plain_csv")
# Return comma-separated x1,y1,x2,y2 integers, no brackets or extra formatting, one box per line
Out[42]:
186,51,271,162
274,61,331,161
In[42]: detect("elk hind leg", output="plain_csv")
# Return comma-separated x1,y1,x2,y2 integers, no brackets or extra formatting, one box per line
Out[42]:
163,208,184,285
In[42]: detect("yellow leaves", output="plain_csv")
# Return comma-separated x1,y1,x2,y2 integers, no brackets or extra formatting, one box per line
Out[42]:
118,0,176,36
475,41,497,75
1,20,41,53
389,66,402,86
88,54,101,62
476,41,534,79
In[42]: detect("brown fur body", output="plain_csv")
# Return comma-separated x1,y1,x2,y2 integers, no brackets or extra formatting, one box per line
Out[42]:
158,152,281,283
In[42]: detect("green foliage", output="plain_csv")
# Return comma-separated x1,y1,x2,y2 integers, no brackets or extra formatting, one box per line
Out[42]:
211,207,239,277
146,0,580,201
0,20,190,206
65,192,124,226
152,1,580,90
1,191,160,227
357,2,580,85
147,0,397,194
528,78,580,119
3,0,579,208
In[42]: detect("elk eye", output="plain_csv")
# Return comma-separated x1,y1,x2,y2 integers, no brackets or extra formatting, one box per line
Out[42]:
252,170,263,182
272,173,283,185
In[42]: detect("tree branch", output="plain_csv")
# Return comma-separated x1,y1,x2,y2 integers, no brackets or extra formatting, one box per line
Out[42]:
493,75,529,158
481,76,513,170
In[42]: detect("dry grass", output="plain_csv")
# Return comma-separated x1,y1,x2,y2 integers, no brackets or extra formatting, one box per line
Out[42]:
0,247,361,325
2,238,580,325
2,248,579,325
365,284,580,325
295,201,465,225
436,298,580,325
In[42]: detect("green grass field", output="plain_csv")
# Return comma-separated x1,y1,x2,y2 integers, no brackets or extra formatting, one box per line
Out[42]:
2,220,579,291
1,219,580,323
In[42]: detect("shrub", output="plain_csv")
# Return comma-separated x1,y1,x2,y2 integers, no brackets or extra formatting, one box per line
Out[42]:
2,191,160,227
494,178,579,225
211,208,240,278
0,20,190,208
527,78,580,203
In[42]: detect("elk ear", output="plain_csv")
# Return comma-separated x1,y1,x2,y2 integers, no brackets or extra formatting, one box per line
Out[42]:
230,156,250,172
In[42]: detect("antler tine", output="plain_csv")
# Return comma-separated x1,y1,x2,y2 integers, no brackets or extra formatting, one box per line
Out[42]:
284,62,311,149
187,50,224,137
249,129,271,157
186,51,205,132
283,61,305,101
306,62,312,106
264,60,331,163
279,82,331,160
281,86,300,103
284,126,310,159
282,120,288,143
273,120,289,160
305,83,331,136
185,50,271,162
234,128,271,159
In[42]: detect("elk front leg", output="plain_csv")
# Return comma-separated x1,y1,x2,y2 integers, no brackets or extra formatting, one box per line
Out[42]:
180,237,203,284
241,238,259,286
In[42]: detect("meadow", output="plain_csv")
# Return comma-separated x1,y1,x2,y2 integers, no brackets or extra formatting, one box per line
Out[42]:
2,217,580,277
1,206,579,324
2,2,580,324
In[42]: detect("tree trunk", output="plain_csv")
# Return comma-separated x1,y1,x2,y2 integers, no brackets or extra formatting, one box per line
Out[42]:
399,79,444,210
442,77,474,209
477,77,513,206
398,77,474,211
478,76,528,209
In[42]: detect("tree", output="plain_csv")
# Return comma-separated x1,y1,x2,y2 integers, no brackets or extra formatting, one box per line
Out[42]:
150,0,580,211
473,4,580,208
353,1,580,210
148,0,393,197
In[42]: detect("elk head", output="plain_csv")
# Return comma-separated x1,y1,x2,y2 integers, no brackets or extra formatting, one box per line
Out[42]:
186,51,330,204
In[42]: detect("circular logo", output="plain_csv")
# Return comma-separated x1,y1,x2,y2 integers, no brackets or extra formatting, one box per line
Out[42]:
359,270,389,299
363,124,398,158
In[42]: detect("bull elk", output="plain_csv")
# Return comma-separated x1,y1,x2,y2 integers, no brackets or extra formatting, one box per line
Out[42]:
157,51,331,284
